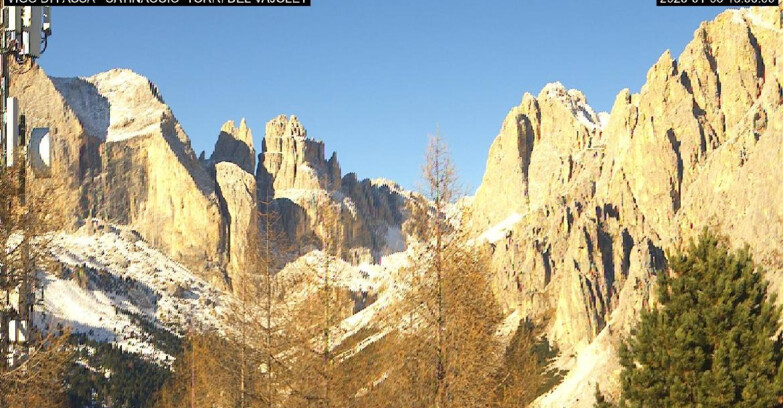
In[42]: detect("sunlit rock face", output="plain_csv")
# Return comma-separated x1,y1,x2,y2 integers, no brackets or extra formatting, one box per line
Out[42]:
256,114,421,261
14,65,423,288
15,67,225,282
470,5,783,406
258,114,341,193
211,119,256,175
15,6,783,406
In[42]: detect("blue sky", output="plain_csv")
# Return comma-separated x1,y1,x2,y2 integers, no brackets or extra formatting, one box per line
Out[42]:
39,1,732,192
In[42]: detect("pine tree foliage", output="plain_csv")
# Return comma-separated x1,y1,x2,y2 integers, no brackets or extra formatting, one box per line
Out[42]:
594,384,615,408
617,230,783,408
66,334,171,408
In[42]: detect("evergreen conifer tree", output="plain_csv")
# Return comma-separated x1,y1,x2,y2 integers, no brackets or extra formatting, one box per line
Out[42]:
614,230,783,408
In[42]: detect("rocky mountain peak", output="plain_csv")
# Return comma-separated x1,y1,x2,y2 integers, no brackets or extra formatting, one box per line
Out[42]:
239,118,252,142
265,114,287,137
467,5,783,407
12,5,783,408
212,119,256,174
220,119,254,146
643,50,677,90
472,81,607,229
52,68,176,144
539,81,590,107
538,81,603,131
286,115,307,138
17,65,224,280
254,114,417,262
539,81,567,96
734,5,783,30
259,114,339,192
265,114,308,139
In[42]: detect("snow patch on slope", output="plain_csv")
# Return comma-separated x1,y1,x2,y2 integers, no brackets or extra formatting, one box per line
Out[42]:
540,82,604,130
40,273,171,360
275,247,413,357
598,112,610,130
41,221,227,362
742,7,783,33
532,328,619,408
42,275,127,342
479,212,524,244
50,77,110,140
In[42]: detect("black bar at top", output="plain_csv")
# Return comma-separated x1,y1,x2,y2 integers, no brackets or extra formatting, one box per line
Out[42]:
657,0,778,5
4,0,310,6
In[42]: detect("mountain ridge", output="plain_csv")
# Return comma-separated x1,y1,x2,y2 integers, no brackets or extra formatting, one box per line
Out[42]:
9,4,783,407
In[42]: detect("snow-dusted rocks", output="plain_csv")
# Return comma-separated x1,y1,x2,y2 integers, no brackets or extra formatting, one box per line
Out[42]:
256,114,422,261
472,81,607,230
43,222,225,363
54,69,172,143
12,60,423,289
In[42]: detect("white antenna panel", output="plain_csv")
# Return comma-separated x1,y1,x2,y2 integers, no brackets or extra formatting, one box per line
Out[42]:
23,7,42,57
5,97,19,168
8,320,28,344
6,7,23,33
22,6,31,27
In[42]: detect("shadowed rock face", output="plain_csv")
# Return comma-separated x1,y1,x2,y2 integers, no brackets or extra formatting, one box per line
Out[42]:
468,6,783,406
211,119,256,175
9,63,101,225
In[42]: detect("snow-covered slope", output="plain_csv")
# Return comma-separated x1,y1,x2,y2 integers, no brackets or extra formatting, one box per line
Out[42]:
274,248,413,351
38,217,416,367
40,220,227,362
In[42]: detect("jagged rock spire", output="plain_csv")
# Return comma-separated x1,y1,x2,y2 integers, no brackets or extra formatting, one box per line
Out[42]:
211,118,256,174
258,114,340,192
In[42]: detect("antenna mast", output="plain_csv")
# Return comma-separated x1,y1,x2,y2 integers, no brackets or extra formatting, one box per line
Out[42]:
0,4,52,373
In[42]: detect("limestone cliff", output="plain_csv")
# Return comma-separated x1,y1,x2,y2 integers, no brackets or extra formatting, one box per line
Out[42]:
468,5,783,406
211,119,256,174
12,62,420,288
215,162,258,291
7,61,94,224
257,115,417,261
15,6,781,404
13,67,226,282
258,114,340,194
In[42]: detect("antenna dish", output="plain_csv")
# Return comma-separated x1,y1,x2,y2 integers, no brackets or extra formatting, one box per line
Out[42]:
29,127,52,178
